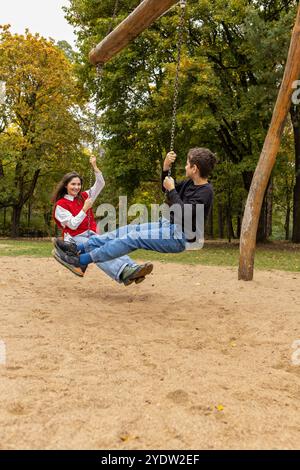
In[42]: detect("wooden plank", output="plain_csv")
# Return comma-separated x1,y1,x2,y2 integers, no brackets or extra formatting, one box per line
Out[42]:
89,0,179,65
238,3,300,281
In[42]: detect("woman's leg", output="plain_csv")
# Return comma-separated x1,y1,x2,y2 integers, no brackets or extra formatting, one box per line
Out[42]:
73,234,138,283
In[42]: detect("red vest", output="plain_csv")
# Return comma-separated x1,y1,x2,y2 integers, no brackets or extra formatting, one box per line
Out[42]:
54,192,98,237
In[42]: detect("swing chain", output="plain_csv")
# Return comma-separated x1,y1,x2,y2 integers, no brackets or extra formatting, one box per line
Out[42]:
88,63,104,236
92,63,104,153
88,0,120,236
107,0,120,35
169,0,187,177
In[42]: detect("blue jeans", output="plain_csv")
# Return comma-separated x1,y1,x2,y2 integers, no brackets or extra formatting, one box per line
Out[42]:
82,220,186,264
72,233,138,283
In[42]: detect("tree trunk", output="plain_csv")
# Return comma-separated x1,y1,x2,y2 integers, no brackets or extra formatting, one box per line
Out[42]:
11,169,41,238
239,4,300,280
266,179,273,238
257,178,273,242
218,203,224,239
27,200,32,229
44,209,53,235
291,105,300,242
226,207,235,242
11,205,22,238
257,199,268,242
285,204,291,240
237,215,241,239
292,182,300,242
208,203,214,238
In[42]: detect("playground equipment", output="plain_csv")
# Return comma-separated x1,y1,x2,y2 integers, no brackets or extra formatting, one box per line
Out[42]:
89,0,300,281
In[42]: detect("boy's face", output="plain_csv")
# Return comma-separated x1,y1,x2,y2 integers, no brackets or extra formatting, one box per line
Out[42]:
185,159,198,178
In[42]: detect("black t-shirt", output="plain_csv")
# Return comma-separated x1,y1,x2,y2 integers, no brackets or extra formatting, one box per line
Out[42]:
162,170,214,242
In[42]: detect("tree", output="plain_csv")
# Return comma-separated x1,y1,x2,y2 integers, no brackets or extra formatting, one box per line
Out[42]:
273,125,295,240
64,0,298,240
0,26,85,236
290,104,300,242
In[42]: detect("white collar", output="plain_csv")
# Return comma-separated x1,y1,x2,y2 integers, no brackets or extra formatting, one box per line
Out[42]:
64,194,75,201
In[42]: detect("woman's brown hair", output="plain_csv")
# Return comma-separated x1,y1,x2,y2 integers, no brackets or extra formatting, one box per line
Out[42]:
51,172,84,204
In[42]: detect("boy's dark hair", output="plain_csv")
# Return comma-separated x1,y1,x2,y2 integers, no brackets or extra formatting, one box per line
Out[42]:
188,147,216,178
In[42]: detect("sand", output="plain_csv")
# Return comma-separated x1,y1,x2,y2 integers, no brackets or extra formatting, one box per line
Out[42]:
0,256,300,450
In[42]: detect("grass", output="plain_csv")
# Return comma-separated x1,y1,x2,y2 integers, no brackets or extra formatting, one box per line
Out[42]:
0,239,52,258
1,239,300,273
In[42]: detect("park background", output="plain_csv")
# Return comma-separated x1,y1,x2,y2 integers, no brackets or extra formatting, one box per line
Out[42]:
0,0,299,243
2,0,300,451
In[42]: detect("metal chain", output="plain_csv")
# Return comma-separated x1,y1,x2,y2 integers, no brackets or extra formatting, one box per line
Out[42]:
169,0,187,177
91,63,104,152
88,0,120,236
106,0,120,35
88,63,104,237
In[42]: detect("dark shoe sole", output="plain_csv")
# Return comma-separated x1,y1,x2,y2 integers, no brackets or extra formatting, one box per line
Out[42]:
135,263,153,278
123,263,153,286
53,238,78,256
52,249,85,278
124,276,146,287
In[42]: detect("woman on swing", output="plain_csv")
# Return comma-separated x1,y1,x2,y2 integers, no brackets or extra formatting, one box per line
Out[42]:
52,148,216,273
52,156,153,285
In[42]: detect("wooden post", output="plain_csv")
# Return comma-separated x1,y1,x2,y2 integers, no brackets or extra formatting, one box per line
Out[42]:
89,0,179,65
239,3,300,281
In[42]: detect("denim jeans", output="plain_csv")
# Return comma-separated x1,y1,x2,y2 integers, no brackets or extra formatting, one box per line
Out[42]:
71,232,138,283
82,220,186,264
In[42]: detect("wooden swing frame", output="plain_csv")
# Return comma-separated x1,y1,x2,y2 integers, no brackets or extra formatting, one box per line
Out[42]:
89,0,179,65
238,3,300,280
89,1,300,281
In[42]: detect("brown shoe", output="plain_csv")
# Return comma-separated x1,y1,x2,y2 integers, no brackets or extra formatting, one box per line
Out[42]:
122,263,153,286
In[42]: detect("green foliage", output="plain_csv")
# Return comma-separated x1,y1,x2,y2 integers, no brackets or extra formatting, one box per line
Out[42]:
273,120,295,239
1,0,299,238
65,0,297,210
0,26,90,234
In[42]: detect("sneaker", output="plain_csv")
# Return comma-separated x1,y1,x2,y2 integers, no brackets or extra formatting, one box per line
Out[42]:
52,249,87,278
53,243,88,273
121,263,153,286
53,238,79,256
124,276,146,286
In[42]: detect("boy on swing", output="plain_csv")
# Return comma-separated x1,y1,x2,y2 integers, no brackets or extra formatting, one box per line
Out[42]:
53,147,216,276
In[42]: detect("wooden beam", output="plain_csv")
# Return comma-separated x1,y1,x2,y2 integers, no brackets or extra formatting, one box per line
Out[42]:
89,0,179,65
238,3,300,281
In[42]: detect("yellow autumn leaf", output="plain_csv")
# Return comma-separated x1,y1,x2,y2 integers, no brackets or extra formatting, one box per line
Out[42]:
120,434,138,442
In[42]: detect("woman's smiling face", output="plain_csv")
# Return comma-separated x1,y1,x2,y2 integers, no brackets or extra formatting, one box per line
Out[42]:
66,177,82,197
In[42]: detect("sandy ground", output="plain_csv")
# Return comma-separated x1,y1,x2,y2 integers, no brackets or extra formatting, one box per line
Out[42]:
1,256,300,450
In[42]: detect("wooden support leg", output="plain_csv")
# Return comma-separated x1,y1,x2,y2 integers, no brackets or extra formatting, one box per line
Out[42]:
239,4,300,281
